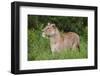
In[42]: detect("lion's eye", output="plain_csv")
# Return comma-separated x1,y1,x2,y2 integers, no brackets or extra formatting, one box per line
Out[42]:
47,28,50,29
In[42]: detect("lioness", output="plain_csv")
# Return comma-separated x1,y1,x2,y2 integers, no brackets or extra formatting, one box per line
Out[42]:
42,23,80,53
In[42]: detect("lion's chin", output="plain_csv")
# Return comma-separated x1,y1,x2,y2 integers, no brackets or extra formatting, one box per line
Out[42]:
42,33,49,39
42,32,46,37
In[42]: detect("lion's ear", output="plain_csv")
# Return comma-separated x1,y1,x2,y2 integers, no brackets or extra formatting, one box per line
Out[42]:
48,23,51,25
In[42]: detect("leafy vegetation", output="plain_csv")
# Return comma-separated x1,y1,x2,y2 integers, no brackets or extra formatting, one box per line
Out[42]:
28,15,88,61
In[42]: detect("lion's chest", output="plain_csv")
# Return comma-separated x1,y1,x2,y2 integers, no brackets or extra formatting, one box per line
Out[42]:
50,40,64,52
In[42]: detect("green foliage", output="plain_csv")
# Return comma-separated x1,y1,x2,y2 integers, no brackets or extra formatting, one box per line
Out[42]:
28,29,87,61
28,15,87,35
28,15,88,61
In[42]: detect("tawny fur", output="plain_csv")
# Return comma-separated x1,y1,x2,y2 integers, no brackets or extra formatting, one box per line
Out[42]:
42,23,80,53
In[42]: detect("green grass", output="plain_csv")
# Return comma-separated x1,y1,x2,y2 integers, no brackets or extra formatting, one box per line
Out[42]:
28,29,88,61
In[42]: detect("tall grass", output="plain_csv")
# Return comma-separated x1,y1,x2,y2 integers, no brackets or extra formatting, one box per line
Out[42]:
28,29,88,61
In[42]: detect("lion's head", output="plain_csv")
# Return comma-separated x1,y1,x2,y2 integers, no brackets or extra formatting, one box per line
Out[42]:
42,23,57,38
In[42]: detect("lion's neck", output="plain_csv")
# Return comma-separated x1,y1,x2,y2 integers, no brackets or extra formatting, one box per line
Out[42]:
50,29,63,44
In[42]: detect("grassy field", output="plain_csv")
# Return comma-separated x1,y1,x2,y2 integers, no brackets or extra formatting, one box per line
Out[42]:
28,29,88,61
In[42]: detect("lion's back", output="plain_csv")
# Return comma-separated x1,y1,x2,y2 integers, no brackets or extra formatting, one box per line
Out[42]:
63,32,80,48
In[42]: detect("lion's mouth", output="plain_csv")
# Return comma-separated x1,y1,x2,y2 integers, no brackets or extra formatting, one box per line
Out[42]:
42,32,49,38
42,32,46,37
